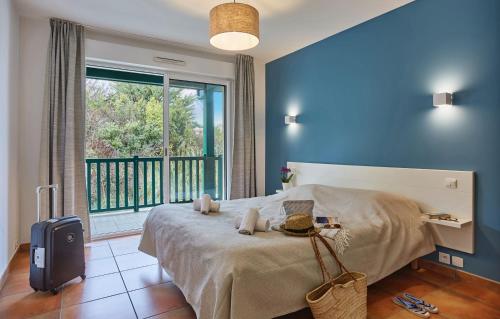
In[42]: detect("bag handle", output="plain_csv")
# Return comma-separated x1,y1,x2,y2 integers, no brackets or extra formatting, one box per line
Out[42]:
316,233,356,281
309,232,330,282
36,184,58,221
309,231,356,283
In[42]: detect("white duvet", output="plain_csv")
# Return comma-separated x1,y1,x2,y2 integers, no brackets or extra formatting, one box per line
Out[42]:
139,184,435,319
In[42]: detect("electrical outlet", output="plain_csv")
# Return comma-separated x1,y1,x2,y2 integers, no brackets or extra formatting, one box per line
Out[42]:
445,178,458,189
452,256,464,268
439,252,451,264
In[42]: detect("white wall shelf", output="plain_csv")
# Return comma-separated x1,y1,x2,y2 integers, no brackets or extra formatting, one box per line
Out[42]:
420,215,472,229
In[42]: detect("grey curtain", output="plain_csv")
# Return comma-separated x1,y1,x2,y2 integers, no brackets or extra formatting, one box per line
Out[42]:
230,54,256,199
39,18,90,241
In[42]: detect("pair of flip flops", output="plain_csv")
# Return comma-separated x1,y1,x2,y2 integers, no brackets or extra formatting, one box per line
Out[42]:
393,293,439,318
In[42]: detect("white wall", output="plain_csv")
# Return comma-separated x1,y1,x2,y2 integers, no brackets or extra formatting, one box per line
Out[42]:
17,17,49,244
17,16,266,243
0,0,20,278
86,34,235,79
254,59,266,196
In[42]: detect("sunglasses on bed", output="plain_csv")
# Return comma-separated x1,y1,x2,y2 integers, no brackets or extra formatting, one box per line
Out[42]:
315,217,341,228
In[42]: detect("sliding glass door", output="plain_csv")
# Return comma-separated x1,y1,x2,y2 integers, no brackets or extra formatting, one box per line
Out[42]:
85,67,165,216
167,79,226,203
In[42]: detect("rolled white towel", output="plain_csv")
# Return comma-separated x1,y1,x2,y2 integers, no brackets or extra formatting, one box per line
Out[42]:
193,197,220,212
192,199,202,210
200,194,212,215
234,216,270,232
210,201,220,212
238,208,260,235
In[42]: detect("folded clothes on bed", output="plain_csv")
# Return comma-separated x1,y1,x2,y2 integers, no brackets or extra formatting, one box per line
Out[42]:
193,195,220,213
238,208,260,235
319,228,339,238
234,215,270,232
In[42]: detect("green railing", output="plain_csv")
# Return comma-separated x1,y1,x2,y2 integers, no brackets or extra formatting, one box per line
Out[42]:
86,155,223,214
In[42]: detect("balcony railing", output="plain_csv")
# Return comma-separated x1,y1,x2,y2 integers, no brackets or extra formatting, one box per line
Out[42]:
86,156,223,214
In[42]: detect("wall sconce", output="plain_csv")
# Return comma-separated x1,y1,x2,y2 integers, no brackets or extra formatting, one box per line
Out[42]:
433,92,453,107
284,115,297,125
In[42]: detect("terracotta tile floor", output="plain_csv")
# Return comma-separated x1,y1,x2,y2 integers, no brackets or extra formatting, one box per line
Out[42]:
1,235,499,319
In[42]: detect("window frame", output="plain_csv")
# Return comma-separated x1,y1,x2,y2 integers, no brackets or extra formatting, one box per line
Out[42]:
85,61,232,200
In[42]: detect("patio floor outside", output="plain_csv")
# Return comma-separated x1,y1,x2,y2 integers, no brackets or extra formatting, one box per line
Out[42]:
90,209,149,238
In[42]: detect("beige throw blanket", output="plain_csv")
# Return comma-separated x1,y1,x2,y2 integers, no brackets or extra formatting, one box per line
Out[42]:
139,184,435,319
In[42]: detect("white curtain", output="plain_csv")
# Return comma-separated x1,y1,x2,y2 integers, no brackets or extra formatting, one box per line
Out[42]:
39,18,90,241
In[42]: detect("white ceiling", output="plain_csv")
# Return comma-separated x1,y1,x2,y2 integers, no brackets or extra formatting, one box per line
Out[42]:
15,0,413,62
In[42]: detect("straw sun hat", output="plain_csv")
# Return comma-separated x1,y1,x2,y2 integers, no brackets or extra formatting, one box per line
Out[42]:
273,213,317,237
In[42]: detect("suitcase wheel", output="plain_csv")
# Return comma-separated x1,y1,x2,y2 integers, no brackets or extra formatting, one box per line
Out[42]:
50,288,59,295
33,288,38,292
81,274,86,280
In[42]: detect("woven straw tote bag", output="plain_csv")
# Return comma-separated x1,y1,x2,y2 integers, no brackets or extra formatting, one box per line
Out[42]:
306,232,367,319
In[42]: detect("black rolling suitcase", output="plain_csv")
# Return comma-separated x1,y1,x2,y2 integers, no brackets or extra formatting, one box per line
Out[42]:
29,184,86,294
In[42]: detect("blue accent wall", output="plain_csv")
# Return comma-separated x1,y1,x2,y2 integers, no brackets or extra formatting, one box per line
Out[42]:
265,0,500,281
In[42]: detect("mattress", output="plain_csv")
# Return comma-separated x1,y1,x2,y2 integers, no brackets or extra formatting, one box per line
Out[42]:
139,184,435,319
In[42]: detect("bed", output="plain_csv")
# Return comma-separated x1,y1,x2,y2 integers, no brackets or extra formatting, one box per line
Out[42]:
139,183,435,319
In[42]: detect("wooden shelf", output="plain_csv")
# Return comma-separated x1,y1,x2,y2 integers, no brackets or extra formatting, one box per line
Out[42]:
421,215,472,229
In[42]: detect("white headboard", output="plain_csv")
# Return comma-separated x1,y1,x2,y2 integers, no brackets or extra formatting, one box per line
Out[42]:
287,161,475,253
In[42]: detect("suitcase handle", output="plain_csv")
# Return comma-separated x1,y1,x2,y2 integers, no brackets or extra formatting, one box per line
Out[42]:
36,184,58,222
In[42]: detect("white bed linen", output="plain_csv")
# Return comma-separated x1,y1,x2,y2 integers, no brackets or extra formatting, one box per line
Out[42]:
139,184,435,319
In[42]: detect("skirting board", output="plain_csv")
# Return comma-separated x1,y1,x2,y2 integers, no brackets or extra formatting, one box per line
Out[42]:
0,244,23,292
417,258,500,286
287,162,475,253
